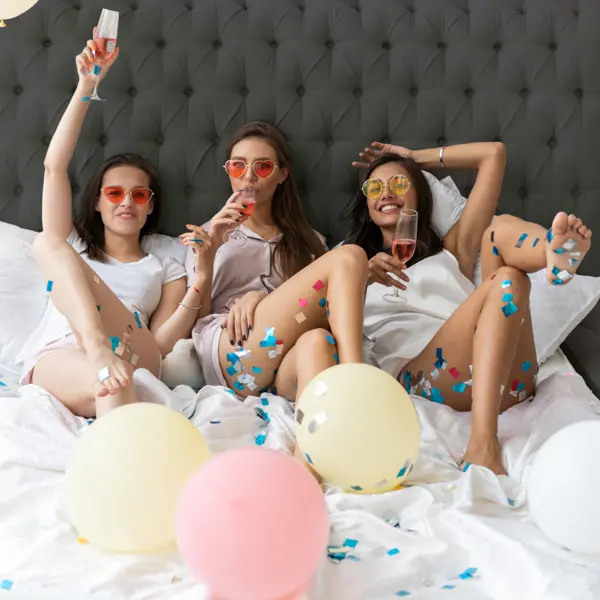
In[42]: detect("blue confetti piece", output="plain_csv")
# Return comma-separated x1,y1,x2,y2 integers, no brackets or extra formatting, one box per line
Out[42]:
436,347,443,359
256,407,270,422
395,592,411,597
554,248,566,254
459,567,478,580
255,433,267,446
502,301,518,317
452,382,467,393
325,335,335,345
420,389,428,398
387,548,400,556
508,498,516,507
350,485,363,491
343,538,358,549
546,229,553,242
226,352,239,363
397,466,407,478
82,96,91,102
462,462,471,473
305,453,313,465
233,381,244,391
501,279,512,288
259,335,277,348
318,297,327,308
191,238,204,244
327,549,347,561
403,371,412,393
333,352,339,363
502,293,514,303
261,397,269,406
552,265,560,275
93,64,101,76
252,366,262,373
209,419,221,424
533,237,540,247
46,280,54,292
441,585,456,590
515,233,528,248
225,388,236,396
0,580,13,590
552,278,564,285
522,360,532,372
0,381,7,388
226,365,237,376
430,387,445,404
109,336,120,352
492,246,499,255
517,381,525,392
134,311,143,328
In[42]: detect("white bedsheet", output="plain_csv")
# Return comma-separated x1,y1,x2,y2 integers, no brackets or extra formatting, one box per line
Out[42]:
1,354,600,599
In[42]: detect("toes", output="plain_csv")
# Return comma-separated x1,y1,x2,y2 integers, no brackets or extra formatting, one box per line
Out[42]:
567,213,578,229
572,216,583,231
551,211,569,236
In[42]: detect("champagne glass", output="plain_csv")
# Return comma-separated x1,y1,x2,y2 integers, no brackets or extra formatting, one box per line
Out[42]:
223,189,257,247
382,209,418,303
84,9,119,102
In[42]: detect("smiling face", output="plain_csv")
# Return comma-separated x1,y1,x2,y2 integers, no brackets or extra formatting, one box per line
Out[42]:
365,161,418,229
226,136,288,206
96,165,154,237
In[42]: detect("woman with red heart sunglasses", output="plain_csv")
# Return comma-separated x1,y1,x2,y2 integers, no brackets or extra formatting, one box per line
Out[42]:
21,38,206,418
181,122,370,405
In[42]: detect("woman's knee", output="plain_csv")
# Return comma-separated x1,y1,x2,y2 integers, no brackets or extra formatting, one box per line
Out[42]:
295,328,335,354
330,244,368,271
494,265,531,298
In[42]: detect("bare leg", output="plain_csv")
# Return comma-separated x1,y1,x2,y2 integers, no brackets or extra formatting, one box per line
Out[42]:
217,245,368,397
31,232,161,417
483,212,592,284
401,266,536,475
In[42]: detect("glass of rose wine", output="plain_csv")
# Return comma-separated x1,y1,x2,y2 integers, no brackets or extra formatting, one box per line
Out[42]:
85,9,119,102
382,208,418,303
224,190,257,247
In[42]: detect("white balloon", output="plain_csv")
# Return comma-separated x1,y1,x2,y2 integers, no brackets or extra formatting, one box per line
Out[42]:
528,420,600,554
0,0,39,22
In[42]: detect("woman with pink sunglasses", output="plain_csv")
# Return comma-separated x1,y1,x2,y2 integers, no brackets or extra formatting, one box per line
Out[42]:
21,39,204,418
181,122,369,402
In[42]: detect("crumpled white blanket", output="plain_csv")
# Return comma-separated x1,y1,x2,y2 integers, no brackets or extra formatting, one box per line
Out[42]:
0,364,600,599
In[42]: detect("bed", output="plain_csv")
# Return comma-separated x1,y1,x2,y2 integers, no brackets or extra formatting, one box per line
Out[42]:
1,0,600,598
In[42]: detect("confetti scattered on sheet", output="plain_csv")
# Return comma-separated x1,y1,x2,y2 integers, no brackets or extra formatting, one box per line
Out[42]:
255,433,267,446
462,462,471,472
0,579,13,590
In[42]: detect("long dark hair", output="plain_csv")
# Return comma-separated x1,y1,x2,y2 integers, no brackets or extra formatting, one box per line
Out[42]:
74,154,163,262
227,122,325,280
343,153,443,265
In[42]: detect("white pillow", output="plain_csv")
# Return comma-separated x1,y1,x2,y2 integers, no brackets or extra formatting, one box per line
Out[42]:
422,171,466,238
0,224,48,375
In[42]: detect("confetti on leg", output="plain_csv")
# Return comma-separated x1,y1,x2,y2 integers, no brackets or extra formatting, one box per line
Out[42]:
295,312,307,324
501,279,511,289
313,279,324,291
449,367,460,379
109,336,120,352
46,280,54,293
532,237,540,247
546,212,591,285
492,246,499,256
430,388,445,403
522,360,531,372
318,297,327,308
501,301,518,317
515,233,528,248
298,297,307,307
134,311,143,329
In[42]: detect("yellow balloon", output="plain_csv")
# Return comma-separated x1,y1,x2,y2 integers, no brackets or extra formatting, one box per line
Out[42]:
296,364,420,494
66,403,210,553
0,0,39,26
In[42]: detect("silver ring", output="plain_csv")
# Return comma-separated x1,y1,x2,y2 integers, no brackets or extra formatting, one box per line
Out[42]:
98,367,110,383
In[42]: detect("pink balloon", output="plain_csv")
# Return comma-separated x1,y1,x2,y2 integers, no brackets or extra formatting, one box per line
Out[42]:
175,447,329,600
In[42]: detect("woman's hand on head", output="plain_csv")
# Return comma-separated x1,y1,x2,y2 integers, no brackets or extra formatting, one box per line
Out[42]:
368,252,410,290
208,191,250,247
352,142,413,169
222,290,266,346
75,28,120,85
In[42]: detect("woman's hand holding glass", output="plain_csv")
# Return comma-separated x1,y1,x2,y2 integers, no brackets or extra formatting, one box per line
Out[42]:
368,252,409,290
179,226,218,283
75,30,120,87
209,191,251,247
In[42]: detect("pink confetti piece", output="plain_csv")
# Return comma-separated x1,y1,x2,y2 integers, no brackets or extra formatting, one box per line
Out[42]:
511,379,519,391
295,312,307,324
299,297,308,307
449,367,460,379
313,280,324,291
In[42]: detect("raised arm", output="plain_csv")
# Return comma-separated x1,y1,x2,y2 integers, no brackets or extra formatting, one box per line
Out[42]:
412,143,506,277
42,39,119,238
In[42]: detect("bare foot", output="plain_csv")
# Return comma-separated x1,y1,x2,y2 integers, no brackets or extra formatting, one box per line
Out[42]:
546,212,592,285
86,343,132,399
461,436,507,476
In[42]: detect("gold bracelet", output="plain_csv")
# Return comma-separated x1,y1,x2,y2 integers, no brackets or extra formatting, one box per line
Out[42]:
179,301,202,311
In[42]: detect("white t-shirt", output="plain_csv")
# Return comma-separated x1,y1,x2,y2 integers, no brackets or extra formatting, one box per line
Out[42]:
18,232,185,361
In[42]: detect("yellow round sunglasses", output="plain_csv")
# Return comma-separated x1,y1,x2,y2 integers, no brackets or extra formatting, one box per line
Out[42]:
361,174,411,199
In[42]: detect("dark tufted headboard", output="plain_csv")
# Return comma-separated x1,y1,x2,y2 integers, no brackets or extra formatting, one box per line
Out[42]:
1,0,599,391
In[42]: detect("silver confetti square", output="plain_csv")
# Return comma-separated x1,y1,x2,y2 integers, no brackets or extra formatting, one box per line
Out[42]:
314,381,328,396
500,384,505,395
518,390,527,402
563,238,577,251
308,411,328,434
130,353,139,366
430,368,440,380
375,479,389,489
568,258,579,268
268,350,277,359
114,343,125,357
557,269,572,282
296,408,305,425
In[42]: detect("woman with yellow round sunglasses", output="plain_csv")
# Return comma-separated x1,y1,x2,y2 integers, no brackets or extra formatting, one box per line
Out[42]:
22,38,207,418
346,141,592,475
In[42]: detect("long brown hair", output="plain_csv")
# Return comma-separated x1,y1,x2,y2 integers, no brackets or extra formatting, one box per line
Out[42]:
343,153,443,266
226,122,325,280
74,153,163,262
